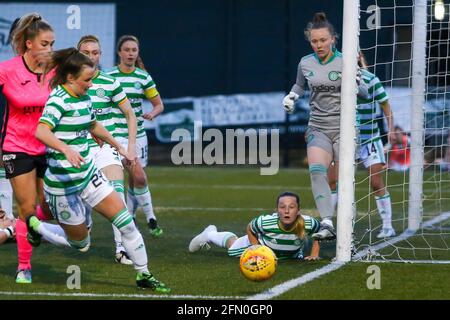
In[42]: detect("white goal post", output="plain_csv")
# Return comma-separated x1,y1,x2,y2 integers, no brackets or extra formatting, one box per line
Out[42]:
337,0,450,263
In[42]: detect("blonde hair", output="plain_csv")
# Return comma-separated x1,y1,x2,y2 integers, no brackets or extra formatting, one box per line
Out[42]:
358,51,369,70
77,34,101,50
11,12,53,55
294,215,306,239
116,35,147,71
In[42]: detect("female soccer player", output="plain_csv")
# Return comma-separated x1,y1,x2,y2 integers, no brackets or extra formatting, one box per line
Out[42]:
107,35,164,237
328,52,396,238
0,208,15,245
282,12,369,241
0,13,55,283
189,192,321,260
77,35,137,264
27,47,170,292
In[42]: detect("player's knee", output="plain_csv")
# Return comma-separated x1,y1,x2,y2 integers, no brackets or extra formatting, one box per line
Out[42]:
68,235,91,252
133,175,147,187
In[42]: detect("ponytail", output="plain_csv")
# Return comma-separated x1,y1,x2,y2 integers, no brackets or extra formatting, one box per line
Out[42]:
43,47,94,89
12,12,53,55
304,12,338,43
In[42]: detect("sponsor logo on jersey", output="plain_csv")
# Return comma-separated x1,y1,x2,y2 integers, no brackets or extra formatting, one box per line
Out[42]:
21,80,31,86
311,85,340,92
76,129,89,138
23,106,44,115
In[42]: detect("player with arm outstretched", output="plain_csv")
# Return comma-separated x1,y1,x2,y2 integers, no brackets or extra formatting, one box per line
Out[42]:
77,35,138,265
282,12,369,242
25,48,170,292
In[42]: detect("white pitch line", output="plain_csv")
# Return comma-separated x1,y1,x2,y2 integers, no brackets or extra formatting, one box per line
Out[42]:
0,291,246,300
246,262,346,300
248,211,450,300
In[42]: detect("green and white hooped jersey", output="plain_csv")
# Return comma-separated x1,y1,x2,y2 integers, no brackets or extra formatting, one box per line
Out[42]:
357,69,388,145
250,213,321,259
39,85,96,195
0,168,5,179
86,71,127,148
106,66,157,139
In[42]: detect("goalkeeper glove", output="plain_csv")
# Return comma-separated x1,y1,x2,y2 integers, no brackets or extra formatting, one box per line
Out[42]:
282,91,299,114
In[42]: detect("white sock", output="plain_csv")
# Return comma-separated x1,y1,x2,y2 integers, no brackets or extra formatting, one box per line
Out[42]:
38,222,70,247
207,230,236,248
112,180,126,253
112,209,149,273
0,175,13,219
126,189,137,218
112,225,126,253
134,186,156,222
331,191,338,215
375,193,393,229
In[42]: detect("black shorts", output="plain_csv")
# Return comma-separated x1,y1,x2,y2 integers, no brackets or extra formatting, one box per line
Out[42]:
2,152,47,179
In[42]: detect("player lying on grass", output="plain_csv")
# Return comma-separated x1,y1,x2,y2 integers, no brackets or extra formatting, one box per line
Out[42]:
0,208,15,245
189,191,321,260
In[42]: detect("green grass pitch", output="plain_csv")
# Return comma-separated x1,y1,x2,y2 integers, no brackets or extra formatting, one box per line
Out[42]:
0,166,449,300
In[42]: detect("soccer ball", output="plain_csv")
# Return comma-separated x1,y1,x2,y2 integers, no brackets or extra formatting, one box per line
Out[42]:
239,244,277,282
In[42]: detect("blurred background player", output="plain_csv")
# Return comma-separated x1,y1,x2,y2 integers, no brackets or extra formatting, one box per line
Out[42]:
0,12,54,284
27,47,170,292
386,126,410,172
189,192,322,261
282,12,369,242
328,51,396,238
0,208,15,245
107,35,164,237
0,18,19,227
77,35,138,265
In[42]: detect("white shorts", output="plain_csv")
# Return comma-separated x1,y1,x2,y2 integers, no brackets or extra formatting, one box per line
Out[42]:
45,169,113,226
358,139,386,168
91,144,123,170
117,135,148,167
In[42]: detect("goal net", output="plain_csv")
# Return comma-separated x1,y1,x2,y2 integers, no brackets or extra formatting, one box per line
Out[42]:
348,0,450,263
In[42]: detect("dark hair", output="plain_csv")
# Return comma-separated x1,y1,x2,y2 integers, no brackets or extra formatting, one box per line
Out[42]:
77,34,101,50
304,12,338,42
11,12,53,55
43,47,94,88
116,35,146,71
277,191,300,207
